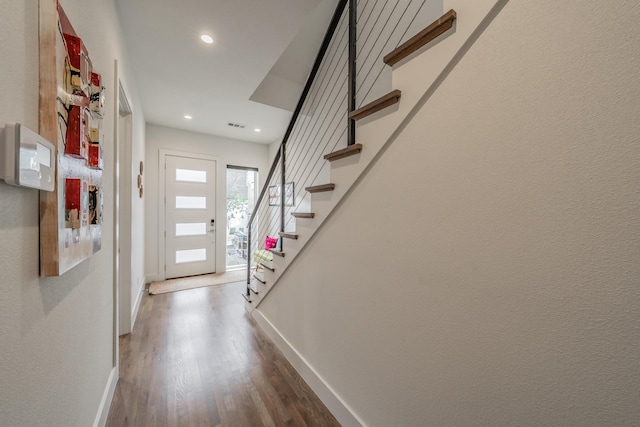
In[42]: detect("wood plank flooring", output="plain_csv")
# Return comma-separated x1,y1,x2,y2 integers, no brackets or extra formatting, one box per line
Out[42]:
106,281,341,427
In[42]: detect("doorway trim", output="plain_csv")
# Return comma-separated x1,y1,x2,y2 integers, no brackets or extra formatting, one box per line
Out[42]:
113,58,134,343
99,59,133,427
158,149,224,281
117,83,134,336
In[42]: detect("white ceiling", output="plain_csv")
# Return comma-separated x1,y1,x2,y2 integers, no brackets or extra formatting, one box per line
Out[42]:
115,0,336,144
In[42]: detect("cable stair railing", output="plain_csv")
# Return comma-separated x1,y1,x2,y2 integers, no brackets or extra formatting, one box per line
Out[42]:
243,0,350,301
244,0,460,304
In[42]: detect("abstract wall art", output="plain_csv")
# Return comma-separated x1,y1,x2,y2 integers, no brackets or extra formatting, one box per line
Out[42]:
39,0,105,276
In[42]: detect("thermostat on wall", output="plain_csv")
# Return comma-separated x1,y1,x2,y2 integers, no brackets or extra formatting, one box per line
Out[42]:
0,123,55,192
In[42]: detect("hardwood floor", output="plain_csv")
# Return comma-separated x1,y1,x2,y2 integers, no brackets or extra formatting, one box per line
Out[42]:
106,281,341,427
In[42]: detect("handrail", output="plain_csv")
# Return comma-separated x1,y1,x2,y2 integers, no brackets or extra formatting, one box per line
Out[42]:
245,0,350,296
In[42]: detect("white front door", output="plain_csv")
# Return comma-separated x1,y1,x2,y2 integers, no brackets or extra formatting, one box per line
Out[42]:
164,154,216,279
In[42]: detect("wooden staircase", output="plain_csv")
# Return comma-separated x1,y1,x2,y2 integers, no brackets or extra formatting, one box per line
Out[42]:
247,0,503,309
383,9,457,66
269,249,285,257
291,212,315,219
323,144,362,162
348,90,402,121
279,232,299,240
306,183,336,193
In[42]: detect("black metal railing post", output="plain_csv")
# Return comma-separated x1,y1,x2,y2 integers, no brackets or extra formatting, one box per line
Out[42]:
280,143,286,234
246,223,252,299
348,0,357,145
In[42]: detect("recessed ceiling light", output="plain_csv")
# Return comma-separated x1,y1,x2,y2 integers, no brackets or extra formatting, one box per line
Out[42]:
200,34,214,44
184,115,193,120
254,128,261,132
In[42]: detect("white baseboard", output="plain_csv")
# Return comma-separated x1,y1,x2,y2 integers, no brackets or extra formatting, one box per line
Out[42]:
252,310,365,427
131,282,144,329
93,367,118,427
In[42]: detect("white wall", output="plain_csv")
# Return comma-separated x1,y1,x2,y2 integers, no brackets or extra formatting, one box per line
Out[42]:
145,123,269,281
119,88,146,333
116,102,146,335
269,139,281,166
131,117,146,310
258,1,640,426
129,104,146,323
0,0,145,426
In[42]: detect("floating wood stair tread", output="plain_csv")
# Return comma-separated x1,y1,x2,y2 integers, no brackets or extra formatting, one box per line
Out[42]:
324,144,363,161
291,212,315,219
383,9,457,66
259,262,275,272
279,232,299,240
242,293,252,303
268,249,285,257
253,274,266,284
249,285,259,295
349,90,401,121
306,183,336,193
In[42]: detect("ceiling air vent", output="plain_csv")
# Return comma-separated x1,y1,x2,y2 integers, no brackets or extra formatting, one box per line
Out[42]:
227,122,246,129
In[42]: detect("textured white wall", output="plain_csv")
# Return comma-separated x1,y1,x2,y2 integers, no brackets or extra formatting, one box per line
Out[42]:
0,0,144,425
145,124,269,280
258,1,640,426
129,103,146,322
